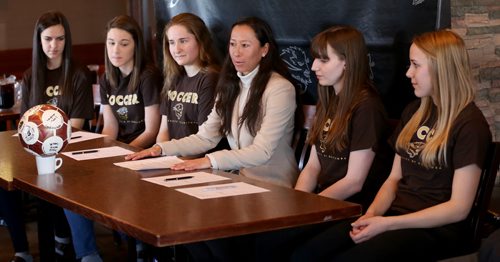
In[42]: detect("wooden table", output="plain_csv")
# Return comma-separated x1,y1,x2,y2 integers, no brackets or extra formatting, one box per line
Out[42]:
3,130,361,249
0,130,26,190
0,104,20,131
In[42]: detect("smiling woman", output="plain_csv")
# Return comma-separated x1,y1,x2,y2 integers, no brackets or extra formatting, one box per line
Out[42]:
156,12,220,143
127,16,299,189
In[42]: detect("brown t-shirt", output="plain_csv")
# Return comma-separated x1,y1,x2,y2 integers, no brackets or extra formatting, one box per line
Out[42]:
390,100,491,215
315,94,392,208
100,66,162,144
159,71,218,140
21,64,94,120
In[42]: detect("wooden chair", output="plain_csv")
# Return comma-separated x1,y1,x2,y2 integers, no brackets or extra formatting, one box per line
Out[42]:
293,105,316,170
87,65,105,133
440,142,500,260
467,142,500,249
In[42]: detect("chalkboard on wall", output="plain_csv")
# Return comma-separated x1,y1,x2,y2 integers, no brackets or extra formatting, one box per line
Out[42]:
154,0,450,118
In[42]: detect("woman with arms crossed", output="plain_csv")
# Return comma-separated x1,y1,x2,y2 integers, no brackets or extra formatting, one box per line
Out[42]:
291,30,492,262
127,16,298,188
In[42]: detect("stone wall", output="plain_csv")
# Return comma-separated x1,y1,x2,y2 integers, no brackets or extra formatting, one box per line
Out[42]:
451,0,500,141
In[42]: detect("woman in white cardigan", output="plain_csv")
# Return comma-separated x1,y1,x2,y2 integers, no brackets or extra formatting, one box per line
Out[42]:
126,16,298,188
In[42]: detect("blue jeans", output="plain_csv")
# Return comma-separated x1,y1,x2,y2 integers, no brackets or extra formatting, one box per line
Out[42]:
0,189,29,252
64,209,99,259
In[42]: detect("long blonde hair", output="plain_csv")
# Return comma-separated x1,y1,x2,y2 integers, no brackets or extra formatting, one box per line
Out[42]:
396,30,475,168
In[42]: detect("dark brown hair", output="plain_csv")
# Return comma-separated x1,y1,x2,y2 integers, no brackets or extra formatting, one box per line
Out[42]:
30,11,74,110
104,15,146,92
308,26,376,152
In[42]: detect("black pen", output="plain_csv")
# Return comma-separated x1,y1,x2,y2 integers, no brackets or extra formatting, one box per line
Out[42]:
72,150,99,155
71,136,82,139
164,176,193,181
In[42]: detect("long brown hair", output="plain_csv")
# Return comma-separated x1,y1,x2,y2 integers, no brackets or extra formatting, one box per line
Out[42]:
215,17,293,136
104,15,146,92
396,30,475,167
308,26,375,152
30,11,74,110
161,13,219,97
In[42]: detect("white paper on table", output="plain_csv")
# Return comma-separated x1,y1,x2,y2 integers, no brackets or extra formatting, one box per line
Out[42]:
68,131,107,144
62,146,133,161
12,132,18,137
114,156,184,171
176,182,269,199
141,171,231,187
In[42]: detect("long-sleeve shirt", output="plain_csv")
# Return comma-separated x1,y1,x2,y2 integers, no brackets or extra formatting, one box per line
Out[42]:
158,68,299,187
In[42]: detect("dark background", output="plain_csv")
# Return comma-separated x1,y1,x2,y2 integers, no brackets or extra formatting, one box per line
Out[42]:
153,0,450,118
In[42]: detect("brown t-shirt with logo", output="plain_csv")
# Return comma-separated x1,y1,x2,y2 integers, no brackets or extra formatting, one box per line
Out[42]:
21,65,94,120
390,100,491,215
159,71,218,140
315,94,392,208
100,66,161,144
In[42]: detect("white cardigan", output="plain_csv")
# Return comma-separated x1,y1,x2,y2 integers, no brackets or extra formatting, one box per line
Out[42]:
157,69,299,187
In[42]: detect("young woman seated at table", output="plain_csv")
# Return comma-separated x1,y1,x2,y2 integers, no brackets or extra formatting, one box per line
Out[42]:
99,16,162,148
156,12,220,143
291,29,492,262
127,16,299,188
64,15,162,262
1,11,95,262
255,25,392,261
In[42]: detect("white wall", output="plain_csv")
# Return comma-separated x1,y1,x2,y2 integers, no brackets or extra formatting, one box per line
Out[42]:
0,0,127,50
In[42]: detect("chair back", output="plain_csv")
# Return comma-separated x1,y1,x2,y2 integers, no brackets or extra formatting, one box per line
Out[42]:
293,105,316,170
468,142,500,249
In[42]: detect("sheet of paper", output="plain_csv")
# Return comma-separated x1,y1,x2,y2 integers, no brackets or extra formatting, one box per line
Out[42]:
176,182,269,199
62,146,133,161
68,131,107,144
114,156,184,171
142,171,231,187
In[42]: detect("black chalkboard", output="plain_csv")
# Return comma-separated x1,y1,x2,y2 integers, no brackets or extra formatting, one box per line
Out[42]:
154,0,450,118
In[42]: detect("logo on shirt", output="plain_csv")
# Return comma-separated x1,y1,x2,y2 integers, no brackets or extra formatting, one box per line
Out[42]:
167,90,199,104
45,85,60,97
107,94,140,106
116,107,128,121
46,97,58,106
407,125,435,158
319,118,332,153
173,103,183,120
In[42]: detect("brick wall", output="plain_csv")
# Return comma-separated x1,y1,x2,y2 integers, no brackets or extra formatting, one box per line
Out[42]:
451,0,500,141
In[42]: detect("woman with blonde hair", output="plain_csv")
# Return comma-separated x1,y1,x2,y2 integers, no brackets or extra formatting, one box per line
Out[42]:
291,29,492,261
157,12,219,142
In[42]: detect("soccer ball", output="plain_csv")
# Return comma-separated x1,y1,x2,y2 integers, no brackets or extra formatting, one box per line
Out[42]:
18,104,71,157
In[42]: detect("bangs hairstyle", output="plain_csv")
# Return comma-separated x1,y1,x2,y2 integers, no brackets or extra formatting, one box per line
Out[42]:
31,11,74,110
396,30,475,168
308,26,375,152
161,13,219,98
215,16,293,136
104,15,146,92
